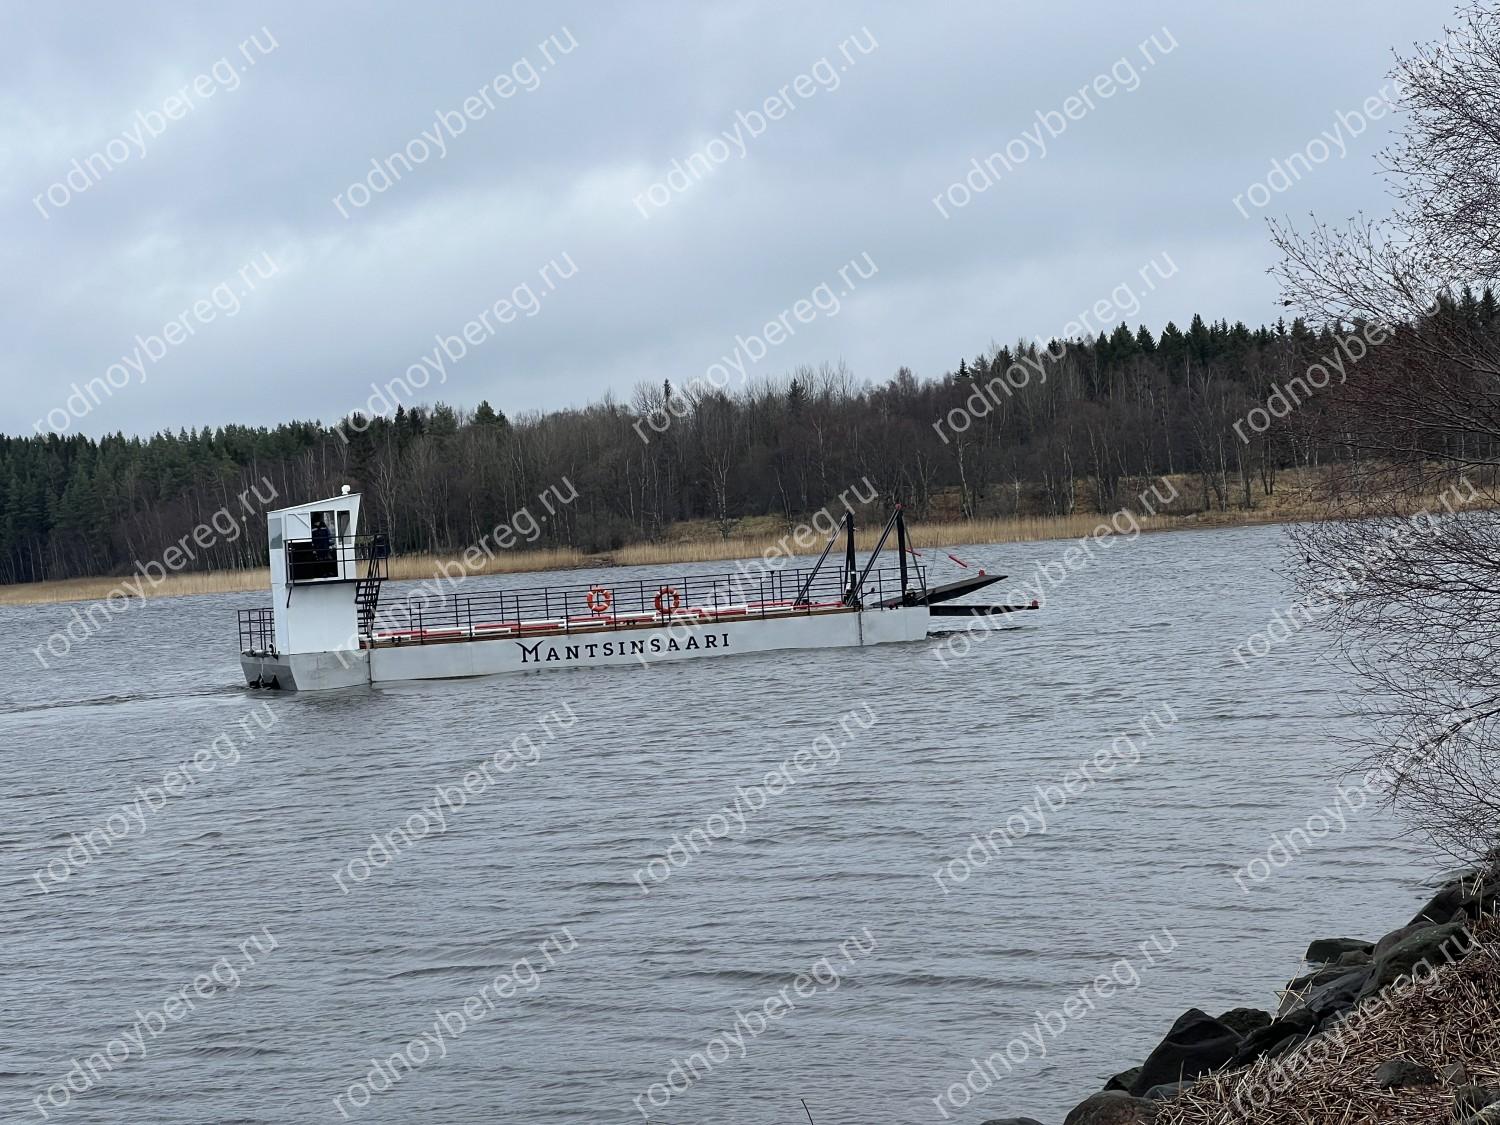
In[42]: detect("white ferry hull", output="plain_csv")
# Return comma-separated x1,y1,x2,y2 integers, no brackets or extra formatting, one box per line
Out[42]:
240,649,370,692
241,607,931,691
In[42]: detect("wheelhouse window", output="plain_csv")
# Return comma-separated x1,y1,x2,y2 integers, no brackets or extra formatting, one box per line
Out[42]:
288,510,341,581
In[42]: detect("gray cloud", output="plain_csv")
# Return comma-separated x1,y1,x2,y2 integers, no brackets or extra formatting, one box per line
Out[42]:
0,1,1443,437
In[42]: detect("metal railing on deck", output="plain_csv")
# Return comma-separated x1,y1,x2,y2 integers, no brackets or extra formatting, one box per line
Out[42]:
237,607,276,654
368,562,924,644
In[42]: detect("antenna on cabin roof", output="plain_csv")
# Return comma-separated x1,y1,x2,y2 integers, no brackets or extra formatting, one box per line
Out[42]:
341,484,351,495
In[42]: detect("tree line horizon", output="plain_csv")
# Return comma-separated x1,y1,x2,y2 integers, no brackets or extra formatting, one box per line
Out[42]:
5,295,1495,588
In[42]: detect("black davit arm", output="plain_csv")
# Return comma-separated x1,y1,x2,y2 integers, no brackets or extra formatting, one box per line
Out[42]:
846,507,904,608
795,512,851,607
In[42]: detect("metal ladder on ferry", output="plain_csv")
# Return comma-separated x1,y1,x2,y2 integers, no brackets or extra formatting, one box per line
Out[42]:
355,577,381,636
354,534,389,636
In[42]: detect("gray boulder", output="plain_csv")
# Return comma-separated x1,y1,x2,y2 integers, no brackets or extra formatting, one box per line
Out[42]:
1418,868,1500,927
1228,1007,1316,1068
1358,921,1473,1000
1305,937,1373,963
1373,922,1431,958
1410,881,1472,926
1063,1091,1159,1124
1373,1058,1438,1088
1278,963,1356,1015
1128,1009,1240,1095
1143,1080,1194,1100
1102,1066,1141,1092
1214,1007,1271,1036
1264,1033,1307,1059
1297,966,1372,1021
1457,1086,1500,1117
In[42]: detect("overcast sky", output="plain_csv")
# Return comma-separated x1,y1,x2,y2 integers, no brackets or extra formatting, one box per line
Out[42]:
1,1,1447,440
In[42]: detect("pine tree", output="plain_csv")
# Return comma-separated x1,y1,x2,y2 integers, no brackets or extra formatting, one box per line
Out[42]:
786,379,807,415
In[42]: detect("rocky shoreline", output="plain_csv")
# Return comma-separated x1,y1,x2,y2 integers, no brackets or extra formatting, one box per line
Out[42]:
984,865,1499,1125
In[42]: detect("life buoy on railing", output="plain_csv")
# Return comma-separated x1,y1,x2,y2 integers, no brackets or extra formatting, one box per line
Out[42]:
653,585,682,615
585,586,613,613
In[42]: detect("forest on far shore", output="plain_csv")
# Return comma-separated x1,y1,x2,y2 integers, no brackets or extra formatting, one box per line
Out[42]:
5,295,1497,587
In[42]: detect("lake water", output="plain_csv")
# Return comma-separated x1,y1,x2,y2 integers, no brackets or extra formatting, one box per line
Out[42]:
0,523,1435,1124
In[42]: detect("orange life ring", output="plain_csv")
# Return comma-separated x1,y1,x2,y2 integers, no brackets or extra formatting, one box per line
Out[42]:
653,585,682,615
585,586,613,614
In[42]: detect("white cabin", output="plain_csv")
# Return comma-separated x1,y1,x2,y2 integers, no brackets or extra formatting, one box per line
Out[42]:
239,488,387,688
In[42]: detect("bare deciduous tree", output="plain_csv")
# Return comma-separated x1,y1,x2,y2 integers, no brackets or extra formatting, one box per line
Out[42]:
1275,1,1500,862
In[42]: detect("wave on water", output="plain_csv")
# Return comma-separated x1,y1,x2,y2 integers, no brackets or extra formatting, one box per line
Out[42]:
0,684,244,717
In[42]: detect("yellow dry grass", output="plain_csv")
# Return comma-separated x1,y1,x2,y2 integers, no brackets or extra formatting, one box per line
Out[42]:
0,568,277,606
0,548,590,606
608,510,1198,567
386,546,587,580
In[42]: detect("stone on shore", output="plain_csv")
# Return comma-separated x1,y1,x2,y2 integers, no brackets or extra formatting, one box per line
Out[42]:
1305,936,1374,963
1374,921,1432,957
1443,1061,1471,1084
1128,1009,1240,1095
1456,1085,1500,1117
1358,920,1474,1000
1278,963,1357,1015
1063,1091,1158,1124
1373,1058,1438,1088
1143,1080,1194,1099
1213,1007,1271,1036
1227,1006,1316,1068
1412,881,1473,926
1414,868,1500,927
1299,965,1373,1021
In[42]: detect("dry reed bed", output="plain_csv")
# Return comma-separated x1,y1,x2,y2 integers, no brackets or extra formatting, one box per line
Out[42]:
576,507,1288,567
0,504,1375,608
0,568,278,606
1159,914,1500,1125
0,549,590,606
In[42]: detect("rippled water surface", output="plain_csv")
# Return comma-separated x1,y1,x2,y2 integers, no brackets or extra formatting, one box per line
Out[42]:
1,524,1435,1124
